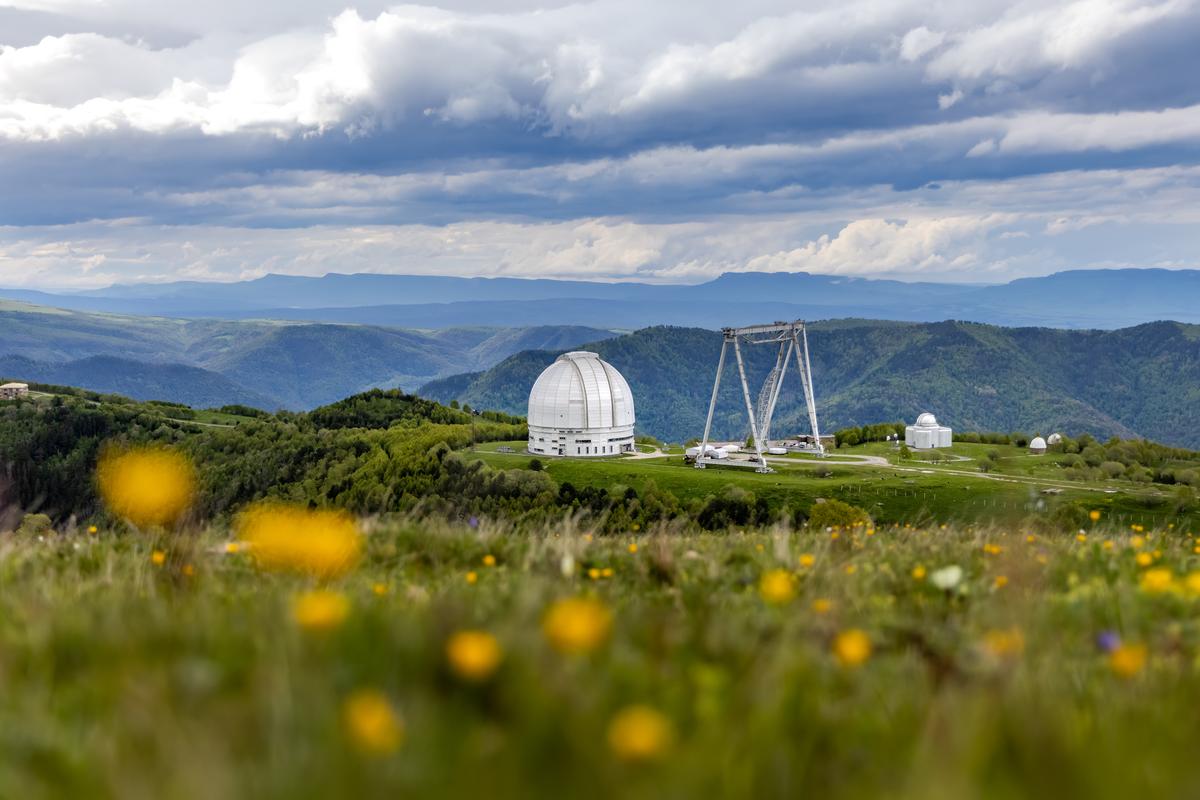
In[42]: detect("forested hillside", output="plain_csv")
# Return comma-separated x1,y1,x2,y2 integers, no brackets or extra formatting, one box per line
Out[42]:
0,300,615,408
420,321,1200,448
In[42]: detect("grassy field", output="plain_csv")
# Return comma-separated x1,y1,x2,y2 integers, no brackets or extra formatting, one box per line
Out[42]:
469,442,1200,531
6,515,1200,798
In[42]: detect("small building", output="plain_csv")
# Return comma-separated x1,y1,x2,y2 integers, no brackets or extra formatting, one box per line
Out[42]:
0,382,29,401
1046,433,1063,446
527,351,636,457
905,412,952,449
1029,436,1047,455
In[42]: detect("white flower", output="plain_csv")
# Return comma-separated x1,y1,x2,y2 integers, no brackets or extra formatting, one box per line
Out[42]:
930,565,964,590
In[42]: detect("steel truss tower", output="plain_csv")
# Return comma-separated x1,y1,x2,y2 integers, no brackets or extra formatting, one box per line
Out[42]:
695,321,823,474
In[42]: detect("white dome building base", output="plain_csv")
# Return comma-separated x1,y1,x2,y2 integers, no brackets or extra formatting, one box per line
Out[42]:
905,412,953,449
527,351,636,457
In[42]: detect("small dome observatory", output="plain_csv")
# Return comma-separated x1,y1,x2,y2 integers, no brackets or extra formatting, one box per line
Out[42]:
527,351,636,457
905,412,953,449
1029,436,1047,454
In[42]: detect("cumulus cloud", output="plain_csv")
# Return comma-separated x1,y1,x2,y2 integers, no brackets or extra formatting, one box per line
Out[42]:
1,0,1200,286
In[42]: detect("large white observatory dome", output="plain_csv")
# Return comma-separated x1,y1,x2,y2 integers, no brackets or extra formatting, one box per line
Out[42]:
527,351,636,457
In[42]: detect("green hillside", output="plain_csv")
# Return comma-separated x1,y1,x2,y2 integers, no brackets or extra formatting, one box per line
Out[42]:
420,321,1200,448
0,301,615,409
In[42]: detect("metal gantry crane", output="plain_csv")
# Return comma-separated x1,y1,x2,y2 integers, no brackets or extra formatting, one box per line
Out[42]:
695,321,823,473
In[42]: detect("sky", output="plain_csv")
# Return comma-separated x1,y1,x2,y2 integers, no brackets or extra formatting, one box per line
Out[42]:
2,0,1200,289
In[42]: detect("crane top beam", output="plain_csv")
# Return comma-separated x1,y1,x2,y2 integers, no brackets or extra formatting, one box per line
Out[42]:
722,321,810,341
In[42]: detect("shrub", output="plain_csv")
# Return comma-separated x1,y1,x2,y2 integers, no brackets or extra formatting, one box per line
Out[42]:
807,499,870,531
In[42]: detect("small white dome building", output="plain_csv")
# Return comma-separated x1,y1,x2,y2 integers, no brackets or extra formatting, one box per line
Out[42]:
905,412,953,449
1047,433,1063,446
1029,436,1048,454
527,351,636,457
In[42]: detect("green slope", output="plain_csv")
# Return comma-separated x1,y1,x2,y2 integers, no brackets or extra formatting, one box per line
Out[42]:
420,321,1200,448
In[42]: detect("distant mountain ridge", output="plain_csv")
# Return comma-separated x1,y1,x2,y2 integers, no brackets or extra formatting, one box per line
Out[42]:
4,268,1198,329
420,320,1200,448
0,301,617,409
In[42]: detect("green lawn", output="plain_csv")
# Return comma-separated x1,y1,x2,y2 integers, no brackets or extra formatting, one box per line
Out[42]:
6,516,1200,798
468,442,1198,531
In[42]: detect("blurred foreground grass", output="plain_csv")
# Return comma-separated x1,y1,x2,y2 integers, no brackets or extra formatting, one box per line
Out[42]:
3,518,1200,799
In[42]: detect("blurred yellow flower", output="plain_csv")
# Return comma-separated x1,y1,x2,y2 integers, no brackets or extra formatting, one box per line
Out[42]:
844,564,858,575
1076,533,1087,543
911,564,926,581
372,582,389,596
482,554,496,567
1131,535,1146,549
832,629,872,668
151,550,166,566
588,568,601,580
811,598,833,614
1109,643,1147,679
1089,510,1102,522
993,575,1009,589
87,525,98,535
1135,552,1153,567
182,564,196,577
606,705,674,762
466,571,479,585
97,446,196,529
543,597,612,655
799,554,816,568
342,689,403,755
982,628,1024,660
224,541,240,554
446,630,503,682
1185,572,1200,596
601,567,614,578
292,590,350,632
238,503,361,579
759,569,796,605
628,543,638,554
1139,568,1174,594
983,543,1003,555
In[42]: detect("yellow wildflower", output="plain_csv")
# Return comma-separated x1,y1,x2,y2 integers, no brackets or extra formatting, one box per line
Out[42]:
628,543,638,554
151,550,166,566
238,502,361,579
291,590,350,632
844,564,858,575
911,564,926,581
1109,643,1147,679
993,575,1008,589
588,568,601,580
1131,535,1146,549
97,446,196,529
606,705,674,762
466,571,478,585
224,541,240,554
758,569,796,605
1089,510,1102,522
342,690,403,755
1139,568,1174,594
482,554,496,567
981,628,1024,660
543,597,613,655
799,553,816,568
182,564,196,577
832,629,872,668
601,567,614,578
1135,552,1153,567
811,598,833,614
372,583,389,596
446,630,504,682
1076,533,1087,543
87,525,98,535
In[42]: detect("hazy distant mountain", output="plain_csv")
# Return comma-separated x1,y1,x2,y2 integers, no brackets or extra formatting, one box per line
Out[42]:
0,355,276,409
420,320,1200,448
0,301,616,409
4,269,1197,329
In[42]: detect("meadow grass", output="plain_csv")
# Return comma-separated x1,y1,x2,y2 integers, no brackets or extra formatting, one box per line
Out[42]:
4,517,1200,798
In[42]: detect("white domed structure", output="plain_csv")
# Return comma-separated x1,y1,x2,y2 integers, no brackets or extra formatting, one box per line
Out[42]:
527,351,636,457
905,412,952,449
1047,433,1063,446
1029,436,1047,454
